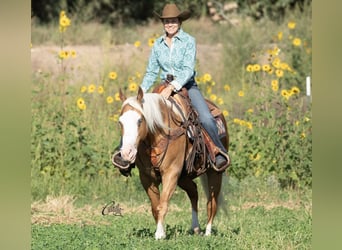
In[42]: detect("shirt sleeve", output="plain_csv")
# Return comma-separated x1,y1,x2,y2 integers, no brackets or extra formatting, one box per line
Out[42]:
140,45,160,92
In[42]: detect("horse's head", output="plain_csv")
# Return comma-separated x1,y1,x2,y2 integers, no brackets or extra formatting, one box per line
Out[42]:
118,87,148,163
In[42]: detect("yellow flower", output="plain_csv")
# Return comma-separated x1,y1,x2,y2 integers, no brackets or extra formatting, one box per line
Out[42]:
250,153,261,161
246,64,253,72
272,57,281,68
224,84,231,91
209,94,217,102
262,64,271,72
288,21,296,29
70,50,77,58
246,122,253,130
300,132,306,139
134,40,141,48
247,108,254,113
206,86,212,94
148,38,155,47
129,82,138,92
88,84,96,93
77,98,86,110
271,79,278,87
295,121,300,126
239,120,246,126
217,97,224,105
135,71,142,79
304,117,310,122
293,38,302,47
109,114,120,122
272,84,279,92
233,118,241,124
252,64,261,72
203,73,212,82
277,31,283,40
275,69,284,78
238,90,244,97
290,86,300,95
80,85,87,93
98,86,104,94
114,92,121,101
59,50,68,59
222,110,229,117
60,11,66,18
106,96,114,104
281,89,290,100
109,71,118,80
195,76,202,84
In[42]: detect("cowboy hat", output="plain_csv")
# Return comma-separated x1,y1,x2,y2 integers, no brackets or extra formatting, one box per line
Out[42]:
154,4,191,22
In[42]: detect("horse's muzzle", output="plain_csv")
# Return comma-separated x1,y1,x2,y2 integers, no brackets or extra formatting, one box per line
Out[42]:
112,151,131,170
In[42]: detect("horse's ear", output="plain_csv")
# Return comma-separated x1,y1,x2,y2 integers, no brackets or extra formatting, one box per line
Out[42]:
137,86,144,103
119,88,126,102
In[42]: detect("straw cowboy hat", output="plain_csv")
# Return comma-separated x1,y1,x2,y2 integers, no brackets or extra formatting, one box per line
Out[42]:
154,4,191,22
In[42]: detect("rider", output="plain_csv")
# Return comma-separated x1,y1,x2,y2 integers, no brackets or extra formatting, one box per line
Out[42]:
140,3,229,170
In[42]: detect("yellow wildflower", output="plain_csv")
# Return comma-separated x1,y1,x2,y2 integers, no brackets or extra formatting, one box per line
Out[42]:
59,50,68,59
224,84,231,91
88,84,96,93
134,40,141,48
277,31,283,40
272,57,281,68
80,85,87,93
98,86,104,94
209,94,217,102
246,64,253,72
262,64,271,72
247,108,254,113
233,118,240,124
217,98,224,105
288,21,296,29
206,87,212,94
114,92,121,101
222,110,229,117
281,89,290,100
238,90,244,97
275,69,284,78
148,38,155,47
76,98,86,110
253,64,261,72
293,38,302,47
129,82,138,92
290,86,300,95
203,73,212,82
106,96,114,104
246,122,253,130
239,120,246,126
108,71,118,80
70,50,77,58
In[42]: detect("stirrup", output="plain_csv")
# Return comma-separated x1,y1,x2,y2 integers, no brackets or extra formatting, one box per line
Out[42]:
112,151,131,170
211,150,231,172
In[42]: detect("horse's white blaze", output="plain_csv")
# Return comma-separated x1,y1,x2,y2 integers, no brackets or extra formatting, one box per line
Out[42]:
119,110,140,162
155,222,166,240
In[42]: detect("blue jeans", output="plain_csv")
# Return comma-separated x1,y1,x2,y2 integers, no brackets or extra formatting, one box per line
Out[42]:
185,81,227,153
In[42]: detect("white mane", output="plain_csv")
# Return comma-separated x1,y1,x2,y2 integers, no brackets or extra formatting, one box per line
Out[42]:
122,93,170,133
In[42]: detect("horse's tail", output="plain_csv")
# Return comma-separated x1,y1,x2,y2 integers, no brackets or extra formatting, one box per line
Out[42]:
200,173,229,215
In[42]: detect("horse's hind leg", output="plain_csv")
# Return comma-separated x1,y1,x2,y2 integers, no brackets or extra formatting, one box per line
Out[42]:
178,177,200,234
205,170,223,236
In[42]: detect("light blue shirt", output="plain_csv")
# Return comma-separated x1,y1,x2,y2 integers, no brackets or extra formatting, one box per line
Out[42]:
141,28,196,92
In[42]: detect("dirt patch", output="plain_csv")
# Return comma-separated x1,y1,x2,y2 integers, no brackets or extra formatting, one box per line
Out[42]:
31,195,309,225
31,44,224,83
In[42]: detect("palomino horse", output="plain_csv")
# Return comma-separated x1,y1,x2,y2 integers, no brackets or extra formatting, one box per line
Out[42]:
112,87,229,239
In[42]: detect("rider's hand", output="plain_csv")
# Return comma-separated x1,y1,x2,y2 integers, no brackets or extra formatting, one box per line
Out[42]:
160,84,175,99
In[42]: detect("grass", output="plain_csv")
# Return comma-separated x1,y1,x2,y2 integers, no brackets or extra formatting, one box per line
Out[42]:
31,177,312,249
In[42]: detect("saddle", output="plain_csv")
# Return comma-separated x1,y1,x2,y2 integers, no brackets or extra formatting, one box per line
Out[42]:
152,82,229,176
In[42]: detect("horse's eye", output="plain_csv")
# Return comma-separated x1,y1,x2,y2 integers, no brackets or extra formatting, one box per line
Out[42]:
137,118,143,127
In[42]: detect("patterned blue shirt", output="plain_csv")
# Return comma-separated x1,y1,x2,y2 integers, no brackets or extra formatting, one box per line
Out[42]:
141,28,196,92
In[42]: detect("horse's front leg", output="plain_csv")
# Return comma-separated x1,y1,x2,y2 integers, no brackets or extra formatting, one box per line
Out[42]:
139,171,160,222
155,169,181,239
